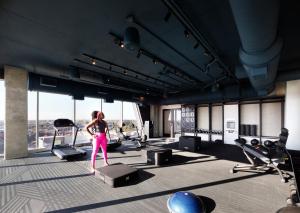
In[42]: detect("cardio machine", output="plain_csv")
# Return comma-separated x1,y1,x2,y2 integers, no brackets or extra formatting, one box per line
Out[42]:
119,123,147,148
51,119,86,160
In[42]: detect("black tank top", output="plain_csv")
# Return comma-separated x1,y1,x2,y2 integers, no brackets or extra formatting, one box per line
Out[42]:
94,120,106,133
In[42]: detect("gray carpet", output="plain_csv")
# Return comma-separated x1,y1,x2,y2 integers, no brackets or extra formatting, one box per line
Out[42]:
0,140,290,213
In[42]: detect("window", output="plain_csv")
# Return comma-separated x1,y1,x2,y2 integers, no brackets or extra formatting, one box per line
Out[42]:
38,92,74,149
122,102,141,137
102,100,122,138
0,80,4,155
262,102,282,137
75,97,101,144
28,91,37,150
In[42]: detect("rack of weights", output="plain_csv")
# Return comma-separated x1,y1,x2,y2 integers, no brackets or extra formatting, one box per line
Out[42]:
181,105,196,134
195,129,223,135
240,124,257,136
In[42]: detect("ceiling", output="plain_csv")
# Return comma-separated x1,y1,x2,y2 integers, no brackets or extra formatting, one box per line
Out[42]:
0,0,299,103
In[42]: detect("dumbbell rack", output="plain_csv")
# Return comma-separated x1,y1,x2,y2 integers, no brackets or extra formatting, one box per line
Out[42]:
195,129,223,142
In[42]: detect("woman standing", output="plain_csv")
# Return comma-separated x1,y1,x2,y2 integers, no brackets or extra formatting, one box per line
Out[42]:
86,111,109,173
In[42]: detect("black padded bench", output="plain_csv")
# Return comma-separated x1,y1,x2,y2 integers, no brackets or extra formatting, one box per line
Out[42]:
179,136,201,152
143,147,172,166
95,163,139,187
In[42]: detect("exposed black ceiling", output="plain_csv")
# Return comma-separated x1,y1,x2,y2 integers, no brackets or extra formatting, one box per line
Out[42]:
0,0,299,103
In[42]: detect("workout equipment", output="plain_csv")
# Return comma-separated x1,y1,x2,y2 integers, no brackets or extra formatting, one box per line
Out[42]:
179,136,201,152
167,191,206,213
240,124,246,135
95,163,139,187
250,125,257,136
119,123,147,148
51,119,86,160
106,128,122,151
231,128,289,183
286,150,300,205
143,147,172,166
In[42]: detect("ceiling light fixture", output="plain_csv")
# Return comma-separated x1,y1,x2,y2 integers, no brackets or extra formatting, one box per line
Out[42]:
184,29,190,38
92,59,96,65
120,42,125,48
136,50,141,58
193,42,199,49
153,59,158,64
203,48,210,57
164,11,172,22
124,27,140,51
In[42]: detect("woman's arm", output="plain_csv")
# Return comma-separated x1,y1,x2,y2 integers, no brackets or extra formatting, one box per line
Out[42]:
85,119,96,136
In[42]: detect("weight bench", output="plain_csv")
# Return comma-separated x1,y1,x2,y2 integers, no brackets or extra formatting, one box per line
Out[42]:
231,128,289,183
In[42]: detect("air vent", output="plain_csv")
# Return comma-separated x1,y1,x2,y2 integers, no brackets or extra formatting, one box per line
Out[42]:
40,77,57,87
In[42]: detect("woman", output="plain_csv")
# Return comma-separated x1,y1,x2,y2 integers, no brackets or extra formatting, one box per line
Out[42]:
86,111,109,173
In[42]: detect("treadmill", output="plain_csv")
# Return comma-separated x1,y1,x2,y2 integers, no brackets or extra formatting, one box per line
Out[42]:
51,119,86,160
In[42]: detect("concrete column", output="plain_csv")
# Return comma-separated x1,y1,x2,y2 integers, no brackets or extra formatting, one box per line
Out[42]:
4,66,28,159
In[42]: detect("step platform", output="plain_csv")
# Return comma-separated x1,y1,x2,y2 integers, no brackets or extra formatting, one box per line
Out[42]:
179,136,201,152
143,147,172,166
95,163,139,187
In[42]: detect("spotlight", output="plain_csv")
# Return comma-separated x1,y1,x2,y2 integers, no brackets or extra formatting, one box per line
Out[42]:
120,41,125,48
92,59,96,65
211,82,220,92
203,48,210,57
139,96,145,101
146,91,150,95
136,50,141,58
124,27,140,51
184,29,190,38
164,11,172,22
126,15,135,23
193,42,199,49
152,59,158,64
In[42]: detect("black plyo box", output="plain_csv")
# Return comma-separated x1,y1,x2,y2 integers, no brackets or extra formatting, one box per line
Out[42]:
143,148,172,166
95,163,139,187
179,136,201,152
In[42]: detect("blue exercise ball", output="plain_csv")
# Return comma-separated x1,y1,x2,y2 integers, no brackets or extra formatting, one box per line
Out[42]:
167,191,205,213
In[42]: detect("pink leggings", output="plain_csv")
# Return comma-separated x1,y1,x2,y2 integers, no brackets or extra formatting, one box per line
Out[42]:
91,133,107,168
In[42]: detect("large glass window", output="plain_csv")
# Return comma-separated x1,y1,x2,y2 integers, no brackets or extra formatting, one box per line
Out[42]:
38,92,74,149
0,80,4,155
28,91,37,150
102,100,122,138
262,102,282,137
122,102,141,138
75,97,101,144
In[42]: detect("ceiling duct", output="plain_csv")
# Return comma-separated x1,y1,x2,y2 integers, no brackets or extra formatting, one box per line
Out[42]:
124,27,140,51
230,0,282,95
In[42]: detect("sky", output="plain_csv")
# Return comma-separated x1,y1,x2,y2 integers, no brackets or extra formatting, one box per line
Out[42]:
0,81,136,121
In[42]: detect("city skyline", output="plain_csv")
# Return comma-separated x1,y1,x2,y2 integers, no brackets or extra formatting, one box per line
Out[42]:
0,81,137,121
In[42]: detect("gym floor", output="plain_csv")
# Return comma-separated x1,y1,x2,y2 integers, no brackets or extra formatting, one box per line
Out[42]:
0,139,289,213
